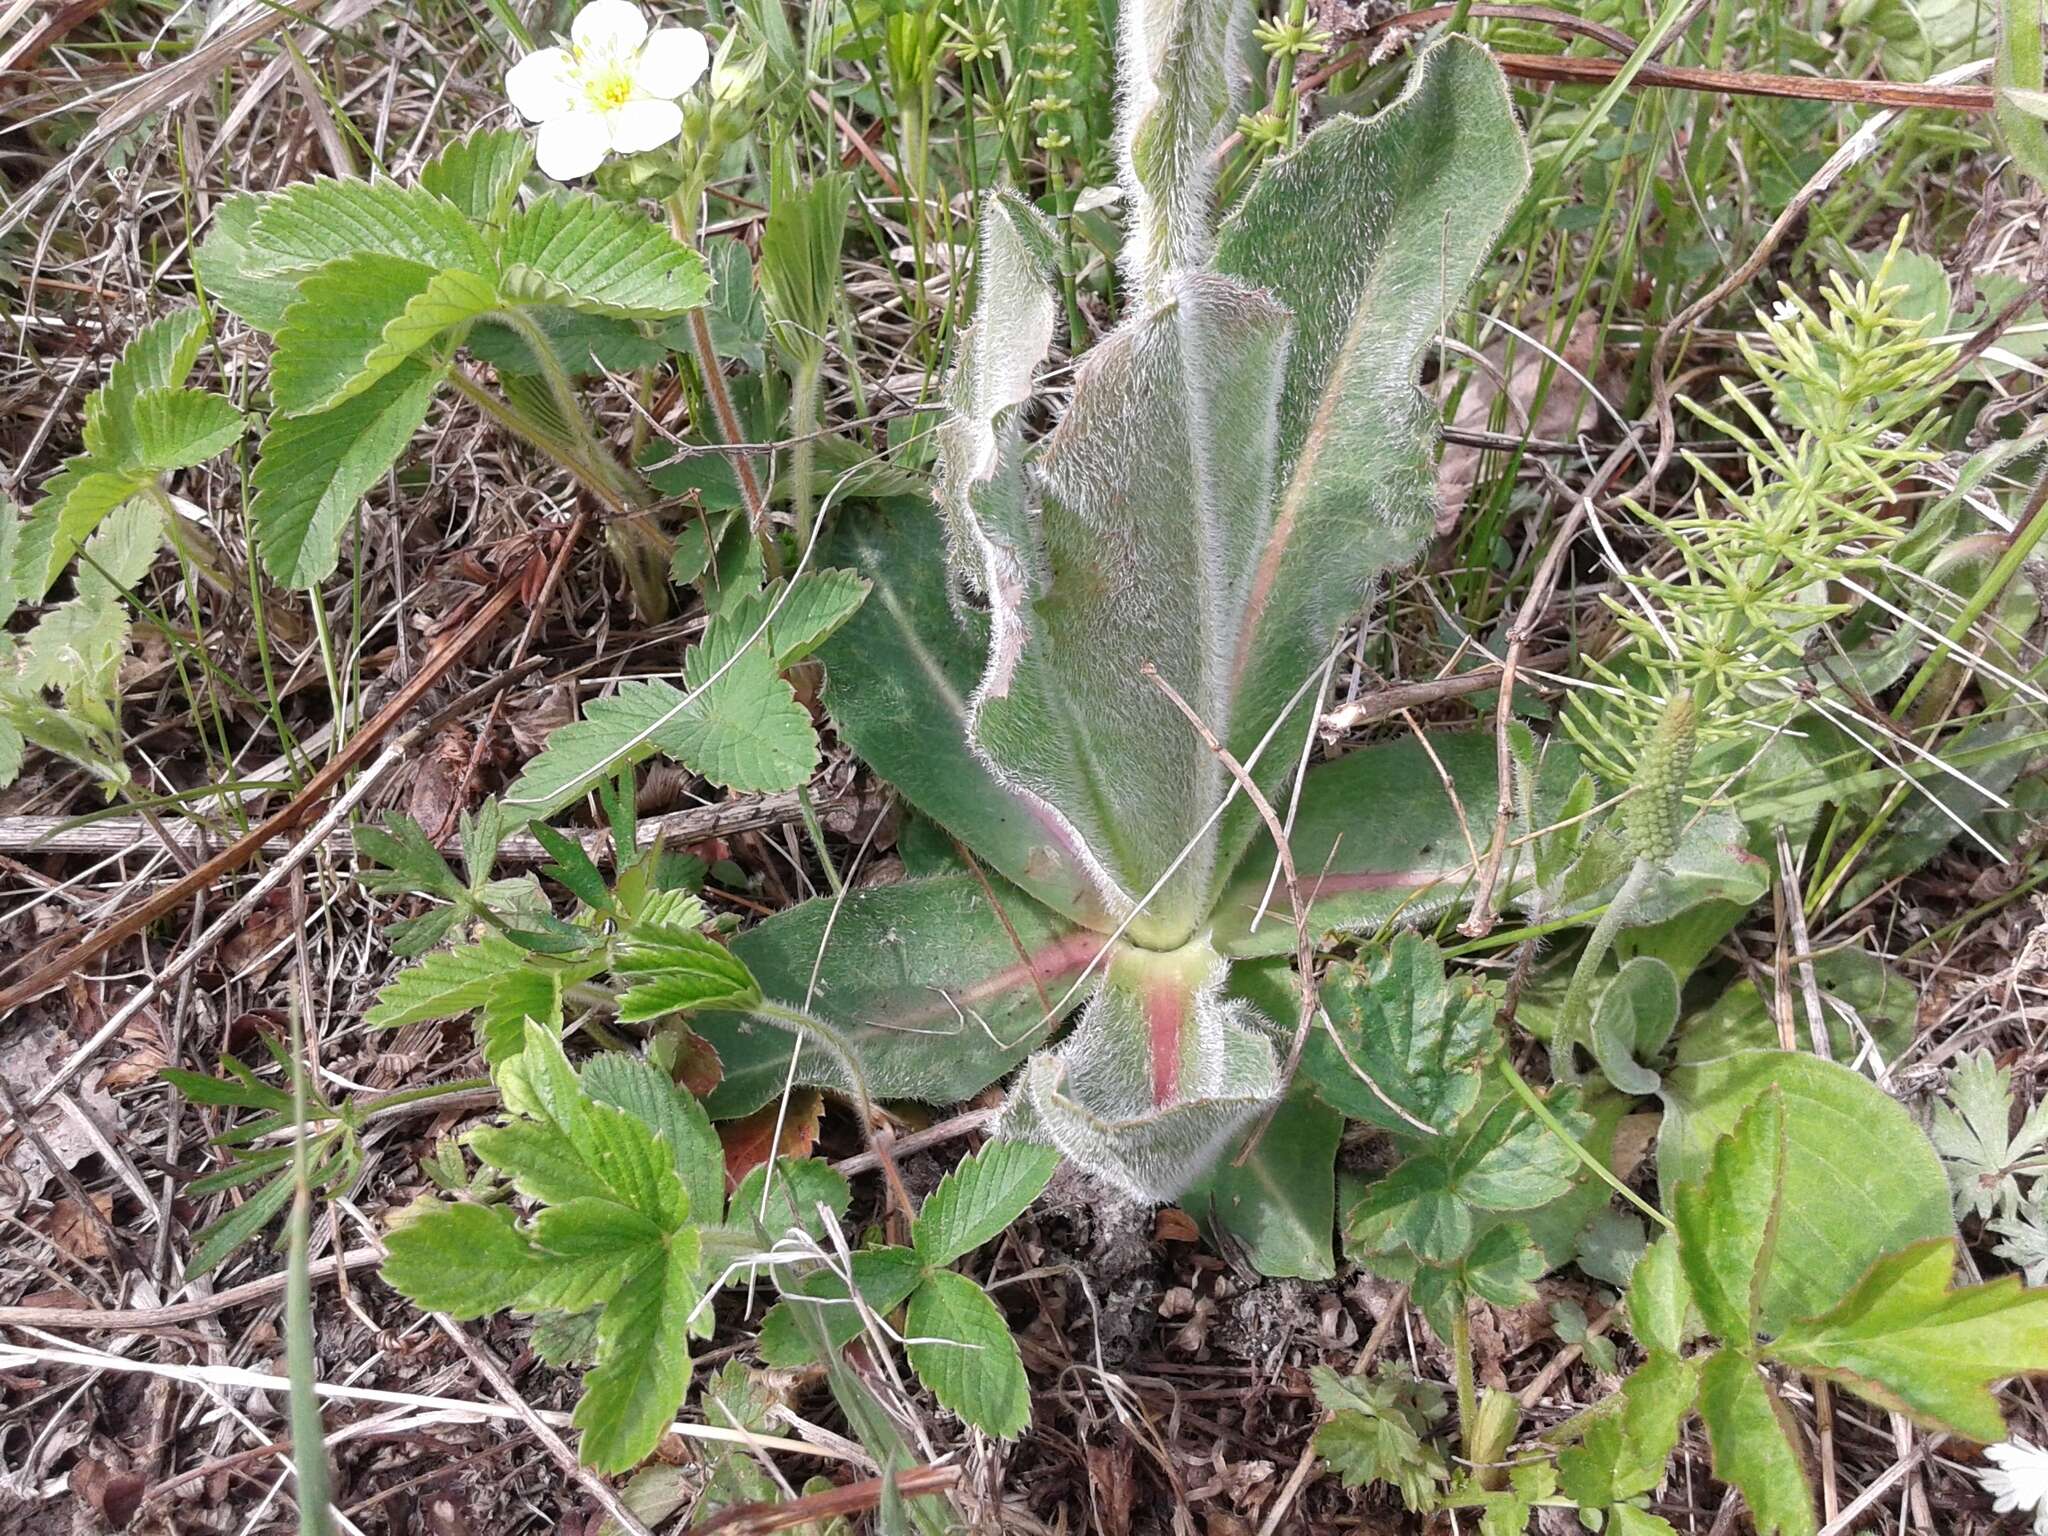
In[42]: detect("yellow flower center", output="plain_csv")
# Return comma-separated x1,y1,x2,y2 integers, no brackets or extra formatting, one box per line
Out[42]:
579,55,637,111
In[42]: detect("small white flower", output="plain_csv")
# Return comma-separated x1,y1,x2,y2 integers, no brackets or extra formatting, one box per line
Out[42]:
1980,1438,2048,1535
505,0,708,181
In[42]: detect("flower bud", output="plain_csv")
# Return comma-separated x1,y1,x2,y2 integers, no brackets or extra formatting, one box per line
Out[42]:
1626,693,1698,862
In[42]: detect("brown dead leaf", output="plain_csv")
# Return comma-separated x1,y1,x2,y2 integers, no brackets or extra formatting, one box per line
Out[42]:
719,1089,822,1191
407,726,477,841
44,1191,115,1262
1437,315,1606,528
1086,1440,1135,1536
662,1027,723,1099
71,1456,145,1529
1153,1208,1201,1244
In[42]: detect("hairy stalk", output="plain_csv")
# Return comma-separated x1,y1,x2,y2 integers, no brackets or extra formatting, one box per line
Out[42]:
1450,1306,1478,1463
1555,854,1656,1077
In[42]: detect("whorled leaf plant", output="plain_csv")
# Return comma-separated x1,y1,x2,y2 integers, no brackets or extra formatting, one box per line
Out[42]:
693,22,1544,1199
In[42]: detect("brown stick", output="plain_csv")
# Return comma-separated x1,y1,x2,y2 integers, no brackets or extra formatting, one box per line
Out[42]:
0,1247,383,1332
687,1466,961,1536
1489,51,1993,112
0,513,588,1012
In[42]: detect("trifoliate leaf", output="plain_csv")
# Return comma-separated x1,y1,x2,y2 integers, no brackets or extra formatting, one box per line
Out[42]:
1929,1050,2048,1222
574,1231,701,1473
251,357,441,586
1696,1349,1816,1536
499,192,712,319
1673,1089,1786,1344
1304,933,1498,1135
419,129,534,225
904,1267,1032,1439
1309,1365,1450,1513
381,1198,541,1316
1764,1236,2048,1444
912,1141,1060,1268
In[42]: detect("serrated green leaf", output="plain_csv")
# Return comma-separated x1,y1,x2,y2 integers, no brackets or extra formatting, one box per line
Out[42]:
126,387,243,469
614,926,761,1022
1627,1232,1694,1356
669,619,818,792
1304,933,1497,1134
1696,1349,1816,1536
363,931,534,1029
1930,1050,2048,1222
717,568,872,668
1557,1352,1699,1511
580,1051,724,1227
1309,1365,1449,1512
755,1245,925,1366
574,1231,700,1473
724,1156,851,1250
419,129,533,225
1450,1076,1588,1211
470,307,667,377
17,456,149,600
523,1198,668,1312
1673,1089,1786,1343
247,177,489,277
912,1140,1060,1267
84,308,208,462
1765,1237,2048,1443
500,192,711,319
272,254,493,416
1659,1051,1953,1333
380,1197,541,1315
252,358,441,587
196,195,301,332
74,490,167,601
502,679,690,820
904,1267,1031,1438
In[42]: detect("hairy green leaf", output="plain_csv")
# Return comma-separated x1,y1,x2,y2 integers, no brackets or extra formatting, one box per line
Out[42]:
614,926,761,1022
419,129,533,225
272,254,493,415
1116,0,1245,298
695,874,1096,1118
574,1232,700,1472
246,177,488,278
381,1198,540,1316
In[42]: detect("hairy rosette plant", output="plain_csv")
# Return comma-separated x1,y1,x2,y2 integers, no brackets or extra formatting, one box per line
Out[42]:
692,18,1534,1199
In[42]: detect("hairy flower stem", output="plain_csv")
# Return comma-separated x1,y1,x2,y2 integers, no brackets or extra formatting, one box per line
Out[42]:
667,193,781,579
1450,1307,1477,1462
1556,853,1656,1080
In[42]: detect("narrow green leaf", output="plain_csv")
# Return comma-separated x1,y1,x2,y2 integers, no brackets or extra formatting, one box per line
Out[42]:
379,1198,541,1316
912,1140,1061,1267
1696,1349,1817,1536
1673,1089,1787,1343
17,456,149,599
755,1245,925,1366
904,1268,1031,1439
1765,1237,2048,1444
187,1168,298,1278
251,358,441,587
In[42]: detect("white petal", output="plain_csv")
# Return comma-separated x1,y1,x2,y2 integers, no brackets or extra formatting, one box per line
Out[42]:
505,46,578,121
535,111,612,179
571,0,647,55
633,27,707,97
602,96,684,156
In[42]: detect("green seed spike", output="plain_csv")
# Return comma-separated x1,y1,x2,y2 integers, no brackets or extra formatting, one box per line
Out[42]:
1626,693,1699,862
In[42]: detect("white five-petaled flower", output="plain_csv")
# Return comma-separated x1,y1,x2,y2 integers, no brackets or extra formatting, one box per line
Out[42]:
1981,1438,2048,1535
506,0,708,181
